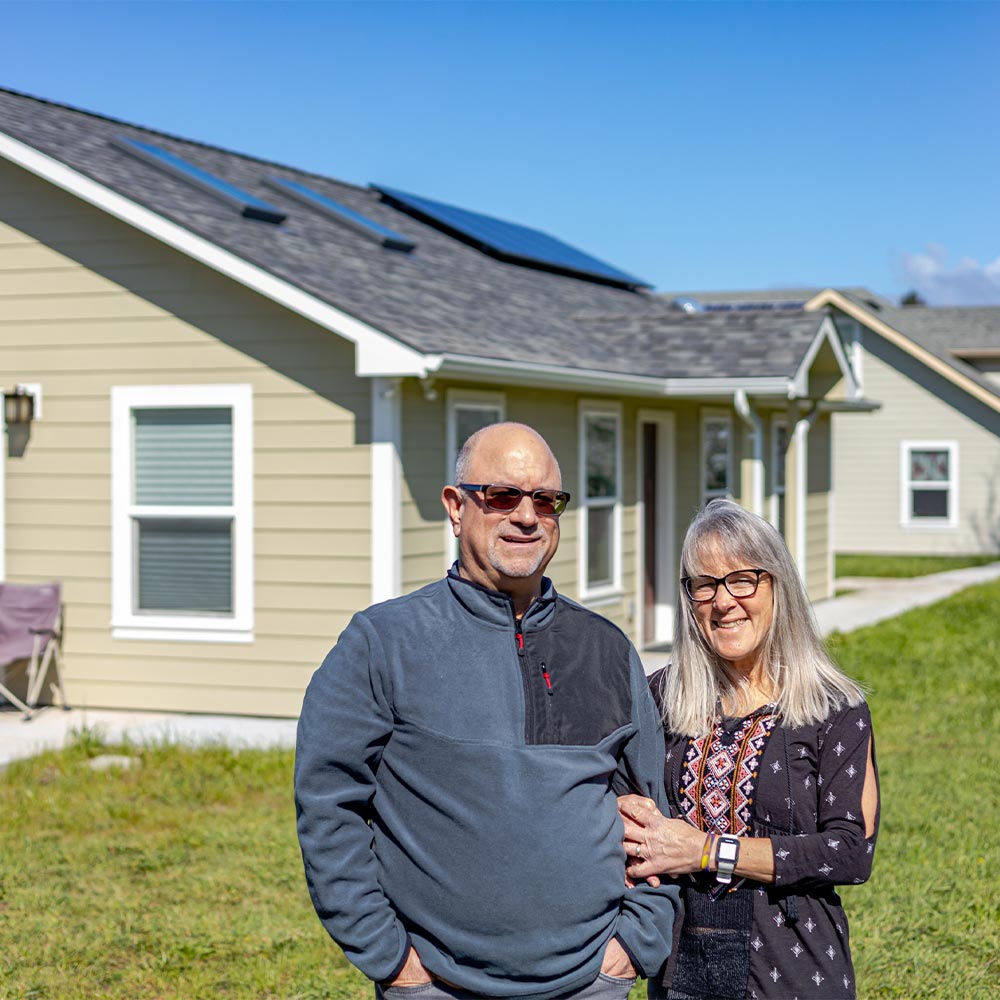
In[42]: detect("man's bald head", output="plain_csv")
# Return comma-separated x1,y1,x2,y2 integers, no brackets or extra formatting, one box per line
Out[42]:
454,422,561,490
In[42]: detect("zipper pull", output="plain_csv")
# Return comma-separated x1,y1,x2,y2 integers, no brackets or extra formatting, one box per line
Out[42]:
541,662,553,694
515,623,525,656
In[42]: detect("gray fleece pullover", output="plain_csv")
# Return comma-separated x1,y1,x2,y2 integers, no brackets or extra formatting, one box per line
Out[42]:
294,570,678,998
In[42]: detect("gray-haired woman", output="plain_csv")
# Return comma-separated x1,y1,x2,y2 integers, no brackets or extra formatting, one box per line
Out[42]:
619,499,879,1000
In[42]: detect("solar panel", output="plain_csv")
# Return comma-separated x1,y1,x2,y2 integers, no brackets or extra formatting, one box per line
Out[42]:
265,177,414,251
112,136,287,224
373,185,649,289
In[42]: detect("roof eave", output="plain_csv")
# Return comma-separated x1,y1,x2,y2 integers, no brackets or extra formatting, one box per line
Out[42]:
0,128,431,379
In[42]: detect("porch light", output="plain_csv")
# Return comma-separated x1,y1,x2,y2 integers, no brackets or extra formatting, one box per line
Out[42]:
4,387,35,426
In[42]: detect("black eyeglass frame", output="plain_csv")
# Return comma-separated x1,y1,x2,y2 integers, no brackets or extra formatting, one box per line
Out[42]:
681,568,769,603
459,483,572,517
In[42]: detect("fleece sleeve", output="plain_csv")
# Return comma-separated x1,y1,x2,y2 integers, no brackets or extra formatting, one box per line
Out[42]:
293,612,410,984
610,650,682,978
770,701,880,891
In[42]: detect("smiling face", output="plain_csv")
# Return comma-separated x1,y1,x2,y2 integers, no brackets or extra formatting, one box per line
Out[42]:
688,541,774,677
442,424,562,613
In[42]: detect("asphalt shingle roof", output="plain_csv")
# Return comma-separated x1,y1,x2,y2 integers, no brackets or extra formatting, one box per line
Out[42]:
0,87,834,383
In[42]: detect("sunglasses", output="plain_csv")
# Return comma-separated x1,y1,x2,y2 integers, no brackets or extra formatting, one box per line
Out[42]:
459,483,571,517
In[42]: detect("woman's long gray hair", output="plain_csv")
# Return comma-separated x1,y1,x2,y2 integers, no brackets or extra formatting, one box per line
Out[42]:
661,498,863,736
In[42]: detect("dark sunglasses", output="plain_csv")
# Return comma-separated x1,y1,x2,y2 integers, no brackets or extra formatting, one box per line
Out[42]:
459,483,571,517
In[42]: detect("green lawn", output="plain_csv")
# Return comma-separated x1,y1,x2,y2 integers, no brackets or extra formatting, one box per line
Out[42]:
835,552,998,578
3,581,999,998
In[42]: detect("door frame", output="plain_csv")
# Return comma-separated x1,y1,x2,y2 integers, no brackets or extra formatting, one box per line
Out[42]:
635,409,675,647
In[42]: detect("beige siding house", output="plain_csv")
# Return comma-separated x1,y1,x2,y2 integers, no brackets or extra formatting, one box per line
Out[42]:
806,290,1000,556
0,89,867,717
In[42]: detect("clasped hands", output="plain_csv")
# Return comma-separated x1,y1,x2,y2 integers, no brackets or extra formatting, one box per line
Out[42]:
618,793,706,888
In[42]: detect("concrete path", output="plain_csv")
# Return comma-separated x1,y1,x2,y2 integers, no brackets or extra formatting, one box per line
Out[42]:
4,561,999,768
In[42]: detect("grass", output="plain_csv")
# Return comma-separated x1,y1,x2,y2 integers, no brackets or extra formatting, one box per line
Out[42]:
3,581,1000,999
835,552,998,578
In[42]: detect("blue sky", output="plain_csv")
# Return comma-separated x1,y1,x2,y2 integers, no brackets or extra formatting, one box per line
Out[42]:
4,0,999,304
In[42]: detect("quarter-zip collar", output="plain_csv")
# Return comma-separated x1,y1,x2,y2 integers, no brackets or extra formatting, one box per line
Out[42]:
446,562,557,630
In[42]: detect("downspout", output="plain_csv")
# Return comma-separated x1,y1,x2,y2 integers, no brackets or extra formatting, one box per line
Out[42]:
793,403,820,578
734,390,764,516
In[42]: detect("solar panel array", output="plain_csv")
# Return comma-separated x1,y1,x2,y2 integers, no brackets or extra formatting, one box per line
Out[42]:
374,185,649,290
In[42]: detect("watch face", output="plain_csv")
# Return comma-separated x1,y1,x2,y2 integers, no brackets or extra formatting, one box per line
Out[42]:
718,841,738,863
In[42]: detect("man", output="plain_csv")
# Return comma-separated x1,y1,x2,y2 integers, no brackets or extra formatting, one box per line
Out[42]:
295,423,678,998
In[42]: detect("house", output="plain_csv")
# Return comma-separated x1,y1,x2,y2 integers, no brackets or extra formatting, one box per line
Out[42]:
0,88,869,717
668,287,1000,557
807,289,1000,556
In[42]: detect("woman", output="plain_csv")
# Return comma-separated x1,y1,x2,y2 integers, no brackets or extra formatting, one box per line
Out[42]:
619,499,879,1000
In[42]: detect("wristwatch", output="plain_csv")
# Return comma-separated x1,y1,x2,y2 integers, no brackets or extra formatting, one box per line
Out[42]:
715,834,740,884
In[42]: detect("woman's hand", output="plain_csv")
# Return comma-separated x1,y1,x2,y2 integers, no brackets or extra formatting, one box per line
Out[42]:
618,794,705,884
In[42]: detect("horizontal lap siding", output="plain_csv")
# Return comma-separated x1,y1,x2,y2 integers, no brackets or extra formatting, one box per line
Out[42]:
833,333,1000,555
0,160,370,716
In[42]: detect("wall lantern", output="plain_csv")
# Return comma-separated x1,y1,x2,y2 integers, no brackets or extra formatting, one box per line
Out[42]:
4,387,35,426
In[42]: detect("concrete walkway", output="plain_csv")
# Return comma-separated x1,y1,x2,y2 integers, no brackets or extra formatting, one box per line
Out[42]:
4,561,999,768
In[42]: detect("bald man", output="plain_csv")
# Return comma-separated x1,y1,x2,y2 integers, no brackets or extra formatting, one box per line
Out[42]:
295,423,678,999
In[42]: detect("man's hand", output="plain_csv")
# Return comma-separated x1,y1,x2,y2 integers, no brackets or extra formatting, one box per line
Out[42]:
386,947,433,987
600,937,636,979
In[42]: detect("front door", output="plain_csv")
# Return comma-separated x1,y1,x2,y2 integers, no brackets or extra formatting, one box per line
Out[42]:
638,411,675,647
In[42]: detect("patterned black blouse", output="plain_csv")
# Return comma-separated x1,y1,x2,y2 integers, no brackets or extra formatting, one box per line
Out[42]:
647,668,880,1000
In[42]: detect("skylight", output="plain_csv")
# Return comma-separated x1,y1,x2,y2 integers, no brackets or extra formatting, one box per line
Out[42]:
112,136,287,224
265,177,414,251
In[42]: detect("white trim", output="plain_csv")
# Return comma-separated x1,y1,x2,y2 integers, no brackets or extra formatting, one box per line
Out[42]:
769,415,789,532
110,383,254,641
791,316,859,400
429,354,791,398
371,378,403,603
635,409,676,646
700,409,733,504
578,401,623,602
733,390,764,515
443,389,506,570
0,129,429,379
0,394,6,582
899,440,959,529
792,410,820,577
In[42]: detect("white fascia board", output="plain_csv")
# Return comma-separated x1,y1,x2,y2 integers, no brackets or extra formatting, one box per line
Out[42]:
0,129,430,379
805,288,1000,414
791,315,859,399
429,353,789,397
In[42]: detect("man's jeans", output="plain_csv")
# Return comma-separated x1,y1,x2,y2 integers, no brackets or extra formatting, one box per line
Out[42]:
376,972,636,1000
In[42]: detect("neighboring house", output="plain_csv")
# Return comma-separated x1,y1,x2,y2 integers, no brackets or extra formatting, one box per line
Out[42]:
0,89,868,716
807,289,1000,556
669,287,1000,557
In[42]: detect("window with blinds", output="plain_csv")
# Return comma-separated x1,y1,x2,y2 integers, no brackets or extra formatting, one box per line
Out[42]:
579,404,622,598
111,384,253,641
132,408,234,614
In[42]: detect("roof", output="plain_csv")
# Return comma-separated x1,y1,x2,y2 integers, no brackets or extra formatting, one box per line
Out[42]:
660,287,895,312
0,87,839,390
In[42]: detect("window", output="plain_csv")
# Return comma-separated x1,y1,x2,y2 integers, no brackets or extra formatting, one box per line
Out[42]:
701,412,732,503
900,441,958,527
579,404,622,599
770,418,788,534
445,390,505,567
112,385,253,641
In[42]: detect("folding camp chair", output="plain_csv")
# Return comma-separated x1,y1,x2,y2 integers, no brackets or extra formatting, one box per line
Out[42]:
0,582,68,721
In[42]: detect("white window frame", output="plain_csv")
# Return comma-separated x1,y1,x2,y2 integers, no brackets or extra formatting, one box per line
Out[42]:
111,384,254,642
578,401,623,603
444,389,505,569
899,440,959,529
769,416,788,531
701,410,733,504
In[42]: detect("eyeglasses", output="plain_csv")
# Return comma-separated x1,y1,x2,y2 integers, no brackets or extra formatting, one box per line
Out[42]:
459,483,571,517
682,568,768,603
